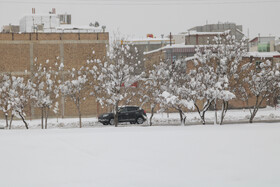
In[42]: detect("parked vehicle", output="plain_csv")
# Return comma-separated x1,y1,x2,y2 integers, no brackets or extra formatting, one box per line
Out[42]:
98,106,147,125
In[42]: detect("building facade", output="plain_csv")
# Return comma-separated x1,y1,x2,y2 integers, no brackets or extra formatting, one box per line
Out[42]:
188,22,245,41
249,36,276,52
0,32,109,119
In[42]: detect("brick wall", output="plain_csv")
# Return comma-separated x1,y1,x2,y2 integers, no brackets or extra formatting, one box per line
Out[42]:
144,49,275,113
0,33,109,119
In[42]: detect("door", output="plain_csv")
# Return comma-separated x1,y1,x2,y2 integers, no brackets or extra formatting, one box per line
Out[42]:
126,107,137,121
118,107,128,122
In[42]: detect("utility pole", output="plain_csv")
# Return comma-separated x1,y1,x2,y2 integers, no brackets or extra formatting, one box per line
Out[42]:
169,32,173,64
169,32,172,46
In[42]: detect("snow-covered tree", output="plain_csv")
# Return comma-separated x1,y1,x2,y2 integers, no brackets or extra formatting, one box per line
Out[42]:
31,59,60,129
0,74,12,128
239,60,280,123
60,66,89,128
156,60,194,126
193,31,247,125
187,50,217,125
0,74,33,129
89,38,144,127
140,65,165,126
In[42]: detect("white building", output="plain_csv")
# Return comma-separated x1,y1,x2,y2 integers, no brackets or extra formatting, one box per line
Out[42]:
19,14,60,33
19,11,103,33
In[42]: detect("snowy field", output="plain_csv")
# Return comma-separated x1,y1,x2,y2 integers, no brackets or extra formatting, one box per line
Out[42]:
0,124,280,186
1,106,280,129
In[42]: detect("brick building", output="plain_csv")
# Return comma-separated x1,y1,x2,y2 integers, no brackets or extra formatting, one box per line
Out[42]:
0,32,109,119
144,46,280,111
188,22,245,41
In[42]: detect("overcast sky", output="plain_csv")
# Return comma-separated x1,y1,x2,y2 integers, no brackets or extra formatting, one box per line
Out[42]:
0,0,279,39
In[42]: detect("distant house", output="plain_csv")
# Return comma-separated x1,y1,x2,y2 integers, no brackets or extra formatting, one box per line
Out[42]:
121,36,174,53
173,22,246,45
188,22,245,41
249,36,276,52
275,39,280,52
1,24,19,33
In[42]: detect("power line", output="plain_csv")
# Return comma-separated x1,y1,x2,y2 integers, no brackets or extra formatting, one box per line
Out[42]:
0,0,279,5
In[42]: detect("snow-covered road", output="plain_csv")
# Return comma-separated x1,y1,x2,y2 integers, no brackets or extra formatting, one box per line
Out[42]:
1,124,280,186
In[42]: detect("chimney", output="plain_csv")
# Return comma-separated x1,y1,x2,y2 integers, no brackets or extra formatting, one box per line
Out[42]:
52,8,56,14
32,8,35,14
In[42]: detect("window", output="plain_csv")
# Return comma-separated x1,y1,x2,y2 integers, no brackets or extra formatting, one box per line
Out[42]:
118,107,127,113
127,107,138,111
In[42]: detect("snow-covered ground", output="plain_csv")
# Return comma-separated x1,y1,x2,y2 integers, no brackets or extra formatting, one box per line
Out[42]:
0,124,280,186
1,106,280,129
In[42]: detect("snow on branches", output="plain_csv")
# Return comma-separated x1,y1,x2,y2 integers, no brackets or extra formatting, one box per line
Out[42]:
89,38,145,127
60,65,89,128
193,31,247,125
156,60,194,126
31,59,61,129
0,74,32,129
239,59,280,123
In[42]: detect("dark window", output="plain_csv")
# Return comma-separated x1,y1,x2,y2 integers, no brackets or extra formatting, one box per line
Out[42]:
127,107,138,111
118,107,127,113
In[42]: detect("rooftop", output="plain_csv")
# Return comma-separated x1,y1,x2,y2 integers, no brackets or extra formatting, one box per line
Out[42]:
244,51,280,58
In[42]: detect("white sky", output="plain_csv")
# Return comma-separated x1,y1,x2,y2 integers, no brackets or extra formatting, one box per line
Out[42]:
0,0,279,39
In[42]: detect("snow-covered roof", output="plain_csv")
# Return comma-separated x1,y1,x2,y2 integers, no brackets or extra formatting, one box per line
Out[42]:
244,52,280,58
184,56,197,62
249,36,276,43
181,31,224,36
144,44,207,55
21,14,58,17
56,25,102,31
124,38,170,42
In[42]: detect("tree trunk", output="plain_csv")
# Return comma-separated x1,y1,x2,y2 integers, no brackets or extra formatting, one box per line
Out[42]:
8,115,14,130
219,101,228,125
149,105,155,126
249,113,255,123
5,113,8,129
214,97,217,125
201,112,206,125
45,107,48,129
79,112,82,128
249,95,264,124
194,101,212,125
76,98,82,128
179,109,186,126
41,107,44,129
249,106,260,123
114,101,119,127
18,112,29,129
